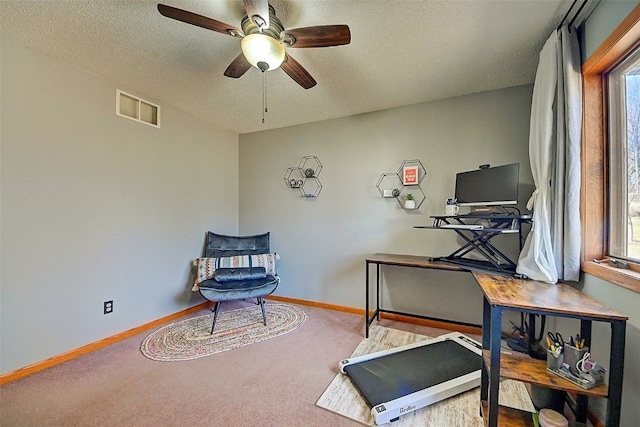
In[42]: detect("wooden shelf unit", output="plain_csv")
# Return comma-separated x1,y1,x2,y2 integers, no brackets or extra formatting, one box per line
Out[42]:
481,351,608,397
474,272,628,427
480,400,534,427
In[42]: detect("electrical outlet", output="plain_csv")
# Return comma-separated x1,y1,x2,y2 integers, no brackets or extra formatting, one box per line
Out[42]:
104,300,113,314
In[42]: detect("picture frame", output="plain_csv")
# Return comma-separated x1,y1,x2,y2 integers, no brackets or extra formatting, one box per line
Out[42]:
403,165,418,185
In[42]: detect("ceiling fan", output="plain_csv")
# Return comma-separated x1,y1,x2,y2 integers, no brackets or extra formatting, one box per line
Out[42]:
157,0,351,89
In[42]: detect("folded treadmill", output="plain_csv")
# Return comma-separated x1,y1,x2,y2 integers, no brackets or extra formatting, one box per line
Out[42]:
339,332,482,425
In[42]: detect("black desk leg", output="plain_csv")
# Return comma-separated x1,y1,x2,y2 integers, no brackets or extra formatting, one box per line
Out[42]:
365,261,370,338
607,320,626,427
376,263,381,321
488,306,502,427
480,296,490,415
573,319,592,423
579,319,592,348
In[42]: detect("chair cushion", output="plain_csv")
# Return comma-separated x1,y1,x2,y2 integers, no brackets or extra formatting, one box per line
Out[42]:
198,275,280,301
192,253,279,291
214,267,267,282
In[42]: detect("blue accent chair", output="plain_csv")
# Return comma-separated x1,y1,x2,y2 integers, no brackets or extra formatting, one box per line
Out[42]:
198,232,279,334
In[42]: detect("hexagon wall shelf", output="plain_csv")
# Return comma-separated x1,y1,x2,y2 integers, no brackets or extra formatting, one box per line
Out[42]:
283,155,323,198
377,159,428,210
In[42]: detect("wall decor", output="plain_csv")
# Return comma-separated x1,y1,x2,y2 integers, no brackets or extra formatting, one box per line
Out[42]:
283,155,323,198
402,165,418,185
376,159,427,210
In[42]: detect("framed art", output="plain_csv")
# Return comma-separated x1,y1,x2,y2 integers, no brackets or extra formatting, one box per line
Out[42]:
403,165,418,185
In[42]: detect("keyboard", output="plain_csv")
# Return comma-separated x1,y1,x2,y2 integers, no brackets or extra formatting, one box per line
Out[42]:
440,224,484,230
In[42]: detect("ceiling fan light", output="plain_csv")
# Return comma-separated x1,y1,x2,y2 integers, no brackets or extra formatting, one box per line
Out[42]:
241,33,285,71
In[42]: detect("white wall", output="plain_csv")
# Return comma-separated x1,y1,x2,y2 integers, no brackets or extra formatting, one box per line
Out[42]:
239,86,534,325
0,38,239,374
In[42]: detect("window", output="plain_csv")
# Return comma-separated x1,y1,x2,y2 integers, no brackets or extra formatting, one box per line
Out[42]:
608,47,640,263
582,7,640,293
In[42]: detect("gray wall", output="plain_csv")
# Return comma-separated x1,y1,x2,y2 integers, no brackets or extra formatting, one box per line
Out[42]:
2,2,638,422
239,86,534,326
579,0,639,59
1,38,239,374
572,1,640,425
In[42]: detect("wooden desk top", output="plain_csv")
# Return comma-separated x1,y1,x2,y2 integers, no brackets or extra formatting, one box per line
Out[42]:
473,272,628,321
366,253,466,271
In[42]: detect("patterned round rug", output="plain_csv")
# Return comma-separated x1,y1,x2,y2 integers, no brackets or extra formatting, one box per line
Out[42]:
141,303,306,361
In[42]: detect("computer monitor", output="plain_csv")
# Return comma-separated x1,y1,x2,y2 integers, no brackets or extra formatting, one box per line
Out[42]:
454,163,519,207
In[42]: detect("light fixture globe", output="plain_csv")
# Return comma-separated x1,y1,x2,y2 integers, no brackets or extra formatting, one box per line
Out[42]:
241,33,285,72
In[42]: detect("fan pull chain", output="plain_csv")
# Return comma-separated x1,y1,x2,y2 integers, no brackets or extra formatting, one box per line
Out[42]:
262,71,268,124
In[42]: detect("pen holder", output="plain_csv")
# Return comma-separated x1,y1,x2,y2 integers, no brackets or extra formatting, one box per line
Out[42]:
546,350,563,371
563,344,589,376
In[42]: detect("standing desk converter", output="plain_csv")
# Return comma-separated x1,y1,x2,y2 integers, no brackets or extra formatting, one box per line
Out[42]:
415,213,532,276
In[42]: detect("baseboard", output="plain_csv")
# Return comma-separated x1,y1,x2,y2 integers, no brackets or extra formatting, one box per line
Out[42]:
2,295,480,385
267,295,483,336
376,311,482,336
266,295,363,315
588,410,605,427
0,301,213,385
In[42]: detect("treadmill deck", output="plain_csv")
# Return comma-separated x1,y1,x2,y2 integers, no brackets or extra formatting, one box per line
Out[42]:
339,332,482,425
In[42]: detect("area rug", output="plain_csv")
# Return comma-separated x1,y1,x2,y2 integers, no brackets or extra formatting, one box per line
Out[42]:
141,303,306,361
316,325,536,426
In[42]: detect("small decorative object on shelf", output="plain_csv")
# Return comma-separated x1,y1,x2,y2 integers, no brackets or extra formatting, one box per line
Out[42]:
283,155,323,198
376,159,428,210
284,167,305,189
404,193,416,209
377,173,401,199
403,165,418,185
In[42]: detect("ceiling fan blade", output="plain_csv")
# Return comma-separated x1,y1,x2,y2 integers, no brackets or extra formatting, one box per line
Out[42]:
280,54,317,89
157,4,242,37
224,54,252,78
242,0,270,30
283,25,351,48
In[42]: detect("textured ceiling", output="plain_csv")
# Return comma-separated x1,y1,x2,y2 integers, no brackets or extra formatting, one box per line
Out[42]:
0,0,571,134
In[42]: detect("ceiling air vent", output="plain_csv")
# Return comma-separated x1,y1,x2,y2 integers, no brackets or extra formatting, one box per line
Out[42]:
116,89,160,128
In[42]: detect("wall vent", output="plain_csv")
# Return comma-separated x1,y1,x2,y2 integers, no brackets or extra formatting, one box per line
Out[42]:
116,90,160,128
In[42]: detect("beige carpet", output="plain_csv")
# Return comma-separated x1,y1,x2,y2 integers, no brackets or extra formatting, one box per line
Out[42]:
316,325,536,426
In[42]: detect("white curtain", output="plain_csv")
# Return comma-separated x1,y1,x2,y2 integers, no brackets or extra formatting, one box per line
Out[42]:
517,27,582,283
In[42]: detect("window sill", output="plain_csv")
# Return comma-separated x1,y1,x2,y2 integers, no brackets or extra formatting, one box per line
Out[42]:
583,261,640,294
